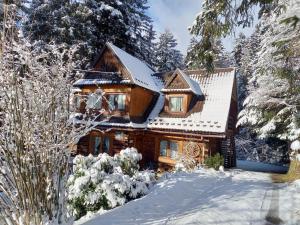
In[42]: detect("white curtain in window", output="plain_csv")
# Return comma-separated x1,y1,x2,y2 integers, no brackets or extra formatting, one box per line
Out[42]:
170,141,178,159
160,140,168,156
109,95,116,110
108,94,125,110
117,95,126,110
170,97,183,112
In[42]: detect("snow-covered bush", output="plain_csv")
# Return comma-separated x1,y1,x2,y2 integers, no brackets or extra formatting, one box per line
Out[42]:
175,155,198,172
67,148,155,220
290,140,300,161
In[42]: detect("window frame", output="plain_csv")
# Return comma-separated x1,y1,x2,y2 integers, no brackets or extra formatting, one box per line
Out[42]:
159,139,180,160
169,96,184,113
106,93,127,112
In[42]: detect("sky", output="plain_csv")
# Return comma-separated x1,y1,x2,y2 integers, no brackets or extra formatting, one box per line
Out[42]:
147,0,257,55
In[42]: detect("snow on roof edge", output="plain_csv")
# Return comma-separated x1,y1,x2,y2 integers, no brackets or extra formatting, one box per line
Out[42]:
106,42,160,93
176,69,203,96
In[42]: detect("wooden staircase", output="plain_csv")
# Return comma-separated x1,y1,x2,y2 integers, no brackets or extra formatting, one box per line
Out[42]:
221,135,236,168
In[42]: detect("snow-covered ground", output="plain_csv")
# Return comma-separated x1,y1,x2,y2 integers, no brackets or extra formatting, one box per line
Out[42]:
76,162,300,225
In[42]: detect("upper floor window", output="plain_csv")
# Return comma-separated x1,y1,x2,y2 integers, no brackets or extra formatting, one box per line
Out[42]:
108,94,126,111
169,96,183,112
86,93,102,109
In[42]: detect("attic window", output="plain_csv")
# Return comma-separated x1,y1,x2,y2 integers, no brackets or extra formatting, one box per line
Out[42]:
169,97,183,112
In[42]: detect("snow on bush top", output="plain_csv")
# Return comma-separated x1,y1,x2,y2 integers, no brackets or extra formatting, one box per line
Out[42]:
68,148,155,220
291,140,300,151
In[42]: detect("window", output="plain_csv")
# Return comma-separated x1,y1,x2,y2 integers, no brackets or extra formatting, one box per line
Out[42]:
108,94,126,111
103,136,110,153
160,140,168,157
115,131,125,141
169,97,183,112
86,93,102,109
160,140,180,159
170,141,178,159
94,137,101,155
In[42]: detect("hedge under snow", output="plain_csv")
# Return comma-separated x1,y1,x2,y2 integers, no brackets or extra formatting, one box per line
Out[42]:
67,148,155,220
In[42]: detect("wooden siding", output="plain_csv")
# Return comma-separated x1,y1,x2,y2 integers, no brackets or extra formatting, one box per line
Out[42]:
163,92,193,116
76,130,224,170
76,84,156,121
129,87,154,118
94,46,131,80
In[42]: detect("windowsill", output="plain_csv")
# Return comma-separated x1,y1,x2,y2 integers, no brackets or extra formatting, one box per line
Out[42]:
158,156,176,164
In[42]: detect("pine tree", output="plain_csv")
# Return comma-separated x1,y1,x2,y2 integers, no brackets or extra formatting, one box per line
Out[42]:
188,0,299,72
185,38,232,69
232,33,246,68
154,30,184,72
185,37,202,69
140,24,156,67
23,0,155,68
238,1,300,141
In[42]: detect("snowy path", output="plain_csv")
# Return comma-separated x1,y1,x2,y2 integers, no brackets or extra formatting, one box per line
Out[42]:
76,167,300,225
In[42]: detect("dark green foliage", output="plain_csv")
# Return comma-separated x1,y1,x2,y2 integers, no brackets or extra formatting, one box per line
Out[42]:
189,0,298,72
23,0,155,68
204,153,224,170
154,30,184,72
120,158,139,177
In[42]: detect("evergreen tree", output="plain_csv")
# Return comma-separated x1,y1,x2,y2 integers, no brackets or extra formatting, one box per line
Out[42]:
232,33,246,68
154,30,184,72
140,24,156,67
23,0,155,68
238,1,300,141
185,38,232,69
189,0,298,72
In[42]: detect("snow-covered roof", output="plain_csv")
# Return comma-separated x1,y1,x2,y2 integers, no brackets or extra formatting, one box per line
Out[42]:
74,79,131,86
177,69,203,95
107,43,160,92
147,68,236,133
80,68,236,134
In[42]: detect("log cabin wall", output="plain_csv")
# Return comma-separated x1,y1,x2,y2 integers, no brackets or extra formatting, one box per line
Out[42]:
76,129,224,170
129,86,155,121
76,84,156,122
94,47,131,80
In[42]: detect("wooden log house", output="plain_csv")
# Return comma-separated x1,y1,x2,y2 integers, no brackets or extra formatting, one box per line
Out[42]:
72,42,238,169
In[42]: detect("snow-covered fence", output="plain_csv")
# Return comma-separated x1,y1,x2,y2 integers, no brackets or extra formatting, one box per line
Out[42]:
67,148,155,220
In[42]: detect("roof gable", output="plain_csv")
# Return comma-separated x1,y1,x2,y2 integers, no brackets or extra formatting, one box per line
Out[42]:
162,69,203,95
106,43,159,92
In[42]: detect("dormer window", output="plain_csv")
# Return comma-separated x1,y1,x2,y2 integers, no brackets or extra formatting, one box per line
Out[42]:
108,94,126,111
169,96,183,112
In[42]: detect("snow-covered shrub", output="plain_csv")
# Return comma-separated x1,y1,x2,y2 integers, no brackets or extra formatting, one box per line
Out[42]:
204,154,224,170
175,155,198,172
290,140,300,161
67,148,155,220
